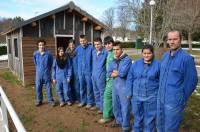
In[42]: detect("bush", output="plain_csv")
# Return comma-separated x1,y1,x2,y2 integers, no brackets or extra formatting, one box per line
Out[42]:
181,44,200,48
0,46,7,55
121,42,136,48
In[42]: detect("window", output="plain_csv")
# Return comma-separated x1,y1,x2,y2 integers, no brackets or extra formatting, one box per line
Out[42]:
8,39,11,54
14,38,18,57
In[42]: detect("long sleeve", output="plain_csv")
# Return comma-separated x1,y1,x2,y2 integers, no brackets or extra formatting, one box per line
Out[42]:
126,64,134,97
118,58,132,78
67,59,72,78
107,61,114,78
52,60,56,80
33,52,37,66
183,56,198,100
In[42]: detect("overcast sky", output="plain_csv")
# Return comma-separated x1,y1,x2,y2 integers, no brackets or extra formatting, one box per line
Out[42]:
0,0,117,20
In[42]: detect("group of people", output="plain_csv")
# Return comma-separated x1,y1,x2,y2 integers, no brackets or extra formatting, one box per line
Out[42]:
33,30,198,132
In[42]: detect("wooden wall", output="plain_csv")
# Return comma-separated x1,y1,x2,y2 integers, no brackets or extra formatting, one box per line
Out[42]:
22,37,55,85
7,30,24,81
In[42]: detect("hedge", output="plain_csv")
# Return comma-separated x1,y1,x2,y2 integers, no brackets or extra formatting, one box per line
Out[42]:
0,46,7,55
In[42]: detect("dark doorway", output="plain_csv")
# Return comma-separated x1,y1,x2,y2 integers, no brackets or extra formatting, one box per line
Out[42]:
56,37,73,51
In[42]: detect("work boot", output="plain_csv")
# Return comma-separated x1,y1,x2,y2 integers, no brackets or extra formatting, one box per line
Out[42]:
85,104,92,109
90,106,97,111
111,120,121,128
35,101,42,107
60,102,65,107
78,103,85,108
98,118,112,124
50,101,56,107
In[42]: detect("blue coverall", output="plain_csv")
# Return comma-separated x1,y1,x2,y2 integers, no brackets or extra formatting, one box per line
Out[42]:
126,58,160,132
92,48,107,111
108,53,132,131
76,44,94,105
69,52,80,102
52,58,72,103
33,50,54,103
157,49,198,132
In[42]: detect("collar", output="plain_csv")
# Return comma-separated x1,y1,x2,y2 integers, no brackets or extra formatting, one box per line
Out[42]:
169,48,182,58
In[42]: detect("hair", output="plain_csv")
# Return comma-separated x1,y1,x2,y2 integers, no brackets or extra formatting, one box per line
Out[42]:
103,36,114,44
79,34,86,39
68,39,75,44
113,41,122,49
167,30,182,40
56,47,65,59
36,39,46,45
142,44,154,54
94,37,102,43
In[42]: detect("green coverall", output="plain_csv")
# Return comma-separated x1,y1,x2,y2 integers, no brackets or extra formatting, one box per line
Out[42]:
103,50,114,119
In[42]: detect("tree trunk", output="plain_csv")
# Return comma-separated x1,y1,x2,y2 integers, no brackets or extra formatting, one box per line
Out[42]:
188,32,192,51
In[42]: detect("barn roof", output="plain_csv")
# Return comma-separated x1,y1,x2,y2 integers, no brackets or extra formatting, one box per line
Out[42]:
1,1,107,35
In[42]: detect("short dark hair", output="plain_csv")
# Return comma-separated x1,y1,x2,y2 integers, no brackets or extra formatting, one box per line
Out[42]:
94,37,102,43
79,34,86,39
36,39,46,45
168,30,182,40
142,44,154,54
113,41,122,49
68,39,75,44
104,36,114,44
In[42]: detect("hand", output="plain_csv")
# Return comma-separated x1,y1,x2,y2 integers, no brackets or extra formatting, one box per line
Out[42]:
111,70,118,77
53,80,56,84
67,78,70,83
127,96,132,100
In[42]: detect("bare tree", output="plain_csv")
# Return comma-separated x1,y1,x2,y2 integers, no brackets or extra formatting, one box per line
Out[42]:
101,7,115,36
169,0,200,51
117,6,130,41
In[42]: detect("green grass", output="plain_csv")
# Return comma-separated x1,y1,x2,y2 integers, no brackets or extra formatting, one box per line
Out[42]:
79,118,90,132
182,93,200,131
130,54,142,60
1,70,21,85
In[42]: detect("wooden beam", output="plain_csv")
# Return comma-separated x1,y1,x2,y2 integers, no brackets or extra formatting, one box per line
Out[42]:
94,25,102,31
31,22,37,27
64,10,66,30
73,13,75,39
81,17,88,22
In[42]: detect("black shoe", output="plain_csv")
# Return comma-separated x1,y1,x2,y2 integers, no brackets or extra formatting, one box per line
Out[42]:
111,121,121,128
35,101,42,107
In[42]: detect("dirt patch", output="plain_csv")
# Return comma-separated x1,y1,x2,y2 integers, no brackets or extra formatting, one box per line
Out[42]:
0,69,121,132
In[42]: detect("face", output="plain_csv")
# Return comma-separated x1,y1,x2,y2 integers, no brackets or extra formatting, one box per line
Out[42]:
38,42,45,52
94,41,103,51
167,31,181,51
58,49,64,57
142,49,153,62
105,42,113,51
113,46,123,58
68,42,75,50
79,38,88,47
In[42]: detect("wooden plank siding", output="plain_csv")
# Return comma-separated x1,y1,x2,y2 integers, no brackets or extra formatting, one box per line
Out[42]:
22,37,55,85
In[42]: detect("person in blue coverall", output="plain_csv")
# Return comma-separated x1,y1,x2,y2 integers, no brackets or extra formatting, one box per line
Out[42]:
53,47,72,107
126,44,160,132
33,39,55,107
76,34,94,109
157,30,198,132
108,42,132,132
91,37,107,113
66,39,80,103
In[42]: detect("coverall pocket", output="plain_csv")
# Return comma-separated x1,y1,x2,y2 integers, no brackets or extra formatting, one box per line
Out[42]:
169,68,182,85
166,92,185,108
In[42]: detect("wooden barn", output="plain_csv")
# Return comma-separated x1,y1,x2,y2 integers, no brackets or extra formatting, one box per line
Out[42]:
2,1,106,86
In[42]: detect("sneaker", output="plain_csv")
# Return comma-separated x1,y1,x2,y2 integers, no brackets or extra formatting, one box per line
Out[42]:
111,121,121,128
85,104,92,109
50,101,56,107
60,102,65,107
90,106,97,111
35,101,42,107
97,110,103,114
98,118,112,124
67,102,72,106
78,103,85,108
